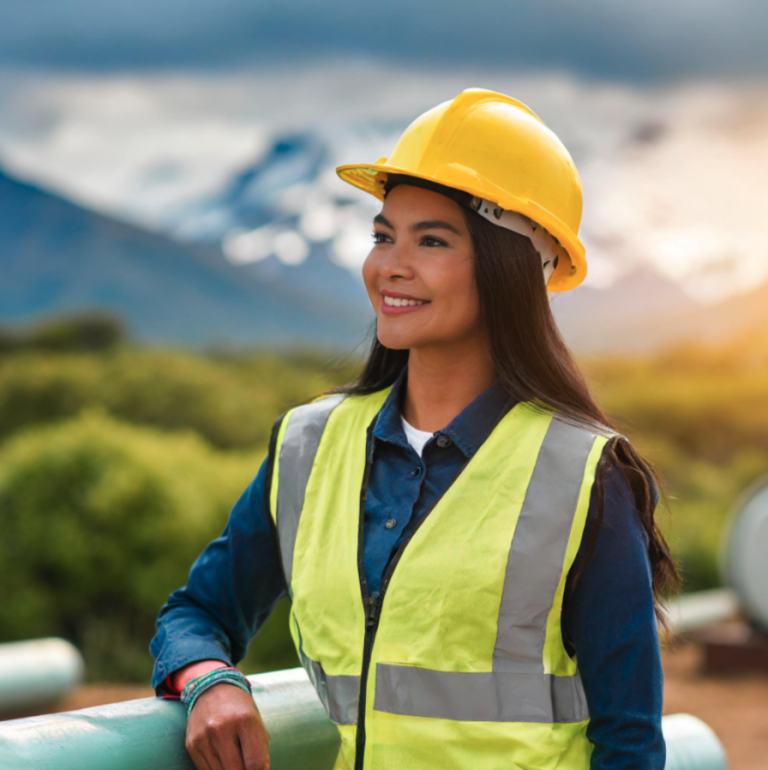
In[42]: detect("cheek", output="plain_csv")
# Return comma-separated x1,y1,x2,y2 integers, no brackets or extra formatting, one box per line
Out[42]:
361,251,379,296
429,258,480,322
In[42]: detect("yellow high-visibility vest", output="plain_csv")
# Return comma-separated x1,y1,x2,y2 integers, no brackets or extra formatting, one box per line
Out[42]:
269,386,610,769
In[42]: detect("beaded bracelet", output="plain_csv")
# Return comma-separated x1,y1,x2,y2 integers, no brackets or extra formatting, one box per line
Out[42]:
180,667,253,716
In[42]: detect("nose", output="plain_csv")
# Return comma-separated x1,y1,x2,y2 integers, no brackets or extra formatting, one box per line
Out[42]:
377,240,415,281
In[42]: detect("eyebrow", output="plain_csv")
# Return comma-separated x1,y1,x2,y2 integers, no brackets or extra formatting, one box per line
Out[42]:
373,213,462,236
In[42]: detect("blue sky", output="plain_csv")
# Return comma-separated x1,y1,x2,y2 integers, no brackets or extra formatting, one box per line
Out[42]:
1,0,766,82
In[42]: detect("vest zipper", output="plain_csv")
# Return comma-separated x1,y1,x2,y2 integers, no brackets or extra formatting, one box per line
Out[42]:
355,593,382,770
354,425,376,770
354,426,467,770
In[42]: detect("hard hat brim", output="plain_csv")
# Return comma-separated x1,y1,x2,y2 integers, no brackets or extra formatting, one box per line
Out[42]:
336,160,586,292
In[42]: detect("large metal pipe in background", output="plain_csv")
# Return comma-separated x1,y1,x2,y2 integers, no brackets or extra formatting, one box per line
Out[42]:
663,473,768,637
0,667,726,770
664,588,740,635
0,638,84,718
722,475,768,631
663,714,729,770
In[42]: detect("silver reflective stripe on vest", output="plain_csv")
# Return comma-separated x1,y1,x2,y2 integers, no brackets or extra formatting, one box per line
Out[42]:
375,664,589,723
276,394,347,586
300,648,360,725
493,415,596,675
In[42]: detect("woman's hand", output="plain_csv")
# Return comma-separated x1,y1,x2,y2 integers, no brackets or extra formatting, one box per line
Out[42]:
185,683,271,770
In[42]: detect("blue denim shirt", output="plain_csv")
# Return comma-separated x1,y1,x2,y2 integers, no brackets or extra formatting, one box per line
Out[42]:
151,368,665,769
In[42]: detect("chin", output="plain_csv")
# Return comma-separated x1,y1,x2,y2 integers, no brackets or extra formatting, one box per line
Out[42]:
376,326,424,351
376,334,413,351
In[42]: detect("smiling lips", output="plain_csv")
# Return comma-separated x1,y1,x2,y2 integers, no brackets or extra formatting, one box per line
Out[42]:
380,290,431,315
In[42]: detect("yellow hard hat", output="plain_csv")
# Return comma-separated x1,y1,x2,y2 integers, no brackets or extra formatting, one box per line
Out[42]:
336,88,586,292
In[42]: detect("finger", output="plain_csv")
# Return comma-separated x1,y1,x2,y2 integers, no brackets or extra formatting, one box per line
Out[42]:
194,731,228,770
186,740,214,770
205,743,229,770
239,721,270,770
212,731,246,770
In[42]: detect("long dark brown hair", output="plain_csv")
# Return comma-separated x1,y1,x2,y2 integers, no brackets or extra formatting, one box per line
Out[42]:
330,196,680,627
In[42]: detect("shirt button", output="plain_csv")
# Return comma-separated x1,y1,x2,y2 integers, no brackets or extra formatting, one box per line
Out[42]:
385,518,397,530
409,467,421,478
436,435,452,448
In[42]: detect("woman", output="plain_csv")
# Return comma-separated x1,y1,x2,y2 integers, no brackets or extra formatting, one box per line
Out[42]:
151,88,680,770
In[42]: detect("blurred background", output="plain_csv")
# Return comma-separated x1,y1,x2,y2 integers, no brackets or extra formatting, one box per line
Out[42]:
1,2,767,766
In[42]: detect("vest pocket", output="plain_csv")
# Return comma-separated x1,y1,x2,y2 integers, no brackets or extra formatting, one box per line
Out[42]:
294,613,361,725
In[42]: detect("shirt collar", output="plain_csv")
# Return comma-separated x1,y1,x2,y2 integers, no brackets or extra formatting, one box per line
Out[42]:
373,365,516,459
373,367,412,453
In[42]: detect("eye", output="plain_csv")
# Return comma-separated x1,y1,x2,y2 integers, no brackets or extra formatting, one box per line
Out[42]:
420,235,447,248
372,230,392,244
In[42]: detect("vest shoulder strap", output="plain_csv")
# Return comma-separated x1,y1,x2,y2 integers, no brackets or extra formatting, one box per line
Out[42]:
273,393,348,588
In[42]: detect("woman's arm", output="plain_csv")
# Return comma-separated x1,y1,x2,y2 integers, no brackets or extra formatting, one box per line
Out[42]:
150,422,286,770
150,440,287,693
563,463,666,770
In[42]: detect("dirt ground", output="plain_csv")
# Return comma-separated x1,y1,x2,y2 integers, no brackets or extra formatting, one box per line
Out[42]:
8,642,768,769
662,642,768,770
56,683,154,711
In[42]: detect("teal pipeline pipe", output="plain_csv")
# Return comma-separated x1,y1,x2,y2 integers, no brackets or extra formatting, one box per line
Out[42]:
0,638,84,718
0,668,726,770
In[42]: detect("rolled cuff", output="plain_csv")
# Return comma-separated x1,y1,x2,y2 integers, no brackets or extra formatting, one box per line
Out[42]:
152,642,233,694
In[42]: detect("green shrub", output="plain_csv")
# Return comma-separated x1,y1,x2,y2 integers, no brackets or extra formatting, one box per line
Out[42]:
0,312,126,353
586,341,768,592
0,410,277,682
0,349,359,450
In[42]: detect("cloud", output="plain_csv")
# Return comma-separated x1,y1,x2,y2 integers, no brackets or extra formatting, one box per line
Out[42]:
0,71,267,227
0,0,767,81
0,62,767,302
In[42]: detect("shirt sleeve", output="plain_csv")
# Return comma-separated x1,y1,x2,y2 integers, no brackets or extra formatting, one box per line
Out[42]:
149,428,287,693
562,462,666,770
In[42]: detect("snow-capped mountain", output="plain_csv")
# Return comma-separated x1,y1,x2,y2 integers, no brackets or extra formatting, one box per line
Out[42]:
5,118,765,355
168,127,400,311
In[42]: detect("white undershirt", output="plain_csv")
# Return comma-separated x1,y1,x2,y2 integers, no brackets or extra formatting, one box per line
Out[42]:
401,416,434,457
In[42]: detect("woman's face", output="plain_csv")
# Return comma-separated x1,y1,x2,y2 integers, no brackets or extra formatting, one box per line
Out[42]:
362,184,484,352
